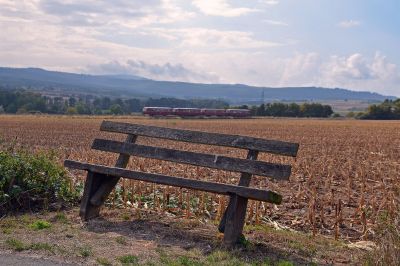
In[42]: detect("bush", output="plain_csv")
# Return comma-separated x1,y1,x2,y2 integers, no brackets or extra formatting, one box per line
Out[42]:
0,147,78,214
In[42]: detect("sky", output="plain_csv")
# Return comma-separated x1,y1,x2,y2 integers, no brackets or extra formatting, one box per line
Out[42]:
0,0,399,96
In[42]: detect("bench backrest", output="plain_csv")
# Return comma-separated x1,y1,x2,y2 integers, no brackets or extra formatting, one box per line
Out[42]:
93,121,299,181
66,120,300,246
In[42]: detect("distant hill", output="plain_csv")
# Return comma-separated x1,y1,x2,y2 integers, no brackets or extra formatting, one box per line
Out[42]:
0,67,396,103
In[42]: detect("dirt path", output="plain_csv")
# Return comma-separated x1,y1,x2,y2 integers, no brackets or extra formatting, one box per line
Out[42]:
0,253,75,265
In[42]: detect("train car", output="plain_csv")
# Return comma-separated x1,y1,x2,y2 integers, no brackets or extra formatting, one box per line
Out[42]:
143,107,251,118
225,109,251,118
142,107,173,116
172,108,202,117
200,108,227,117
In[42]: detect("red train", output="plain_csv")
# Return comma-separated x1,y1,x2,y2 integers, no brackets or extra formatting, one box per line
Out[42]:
143,107,250,118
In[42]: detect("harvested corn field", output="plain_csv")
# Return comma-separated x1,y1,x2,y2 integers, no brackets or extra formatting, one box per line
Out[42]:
0,115,399,242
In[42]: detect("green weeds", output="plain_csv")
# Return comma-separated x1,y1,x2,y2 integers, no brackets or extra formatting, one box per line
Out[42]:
5,238,54,253
118,255,139,264
29,220,51,230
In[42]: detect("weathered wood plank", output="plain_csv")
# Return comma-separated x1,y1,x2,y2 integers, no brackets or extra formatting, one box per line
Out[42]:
64,160,283,204
222,150,260,245
219,150,258,233
91,139,291,180
222,194,249,246
89,134,137,207
79,171,107,220
100,121,299,157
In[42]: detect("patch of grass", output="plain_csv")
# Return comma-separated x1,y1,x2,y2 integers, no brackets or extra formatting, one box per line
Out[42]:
245,223,344,258
29,242,54,253
258,257,272,266
155,248,295,266
157,252,203,266
96,257,112,266
79,245,93,258
2,227,12,234
5,237,56,253
287,239,317,257
276,261,294,266
115,236,127,245
54,212,68,223
0,217,17,230
157,249,266,266
5,238,27,251
118,255,139,264
206,250,244,265
20,214,31,225
29,220,51,230
176,256,202,266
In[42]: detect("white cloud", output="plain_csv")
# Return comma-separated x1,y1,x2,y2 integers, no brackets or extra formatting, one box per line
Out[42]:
0,0,399,97
320,52,400,94
36,0,195,28
279,53,321,86
175,28,282,49
263,19,288,26
192,0,258,17
260,0,279,5
86,60,220,83
324,53,372,80
177,51,399,96
337,20,361,28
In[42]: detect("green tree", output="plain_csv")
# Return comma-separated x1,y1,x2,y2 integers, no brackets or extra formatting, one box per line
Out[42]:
76,102,91,114
110,104,123,115
287,103,301,117
346,111,355,118
268,103,287,116
68,97,76,107
256,104,265,116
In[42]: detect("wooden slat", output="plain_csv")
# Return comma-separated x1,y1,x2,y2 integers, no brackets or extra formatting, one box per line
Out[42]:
64,160,283,204
100,121,299,157
92,139,291,180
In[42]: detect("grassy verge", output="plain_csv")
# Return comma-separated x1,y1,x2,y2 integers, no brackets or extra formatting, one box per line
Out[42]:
0,209,371,265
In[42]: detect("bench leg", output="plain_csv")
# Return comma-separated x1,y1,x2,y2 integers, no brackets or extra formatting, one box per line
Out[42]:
89,176,121,207
80,171,108,220
222,194,249,246
219,149,258,237
88,134,137,209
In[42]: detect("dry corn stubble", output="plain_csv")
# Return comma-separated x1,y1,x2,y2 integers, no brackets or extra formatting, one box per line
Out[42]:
0,115,399,242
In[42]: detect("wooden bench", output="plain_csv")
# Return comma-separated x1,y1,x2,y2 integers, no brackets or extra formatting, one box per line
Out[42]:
64,121,299,246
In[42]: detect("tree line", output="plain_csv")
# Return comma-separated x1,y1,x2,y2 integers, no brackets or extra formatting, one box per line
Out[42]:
235,102,334,118
356,99,400,119
4,88,397,119
0,89,228,115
